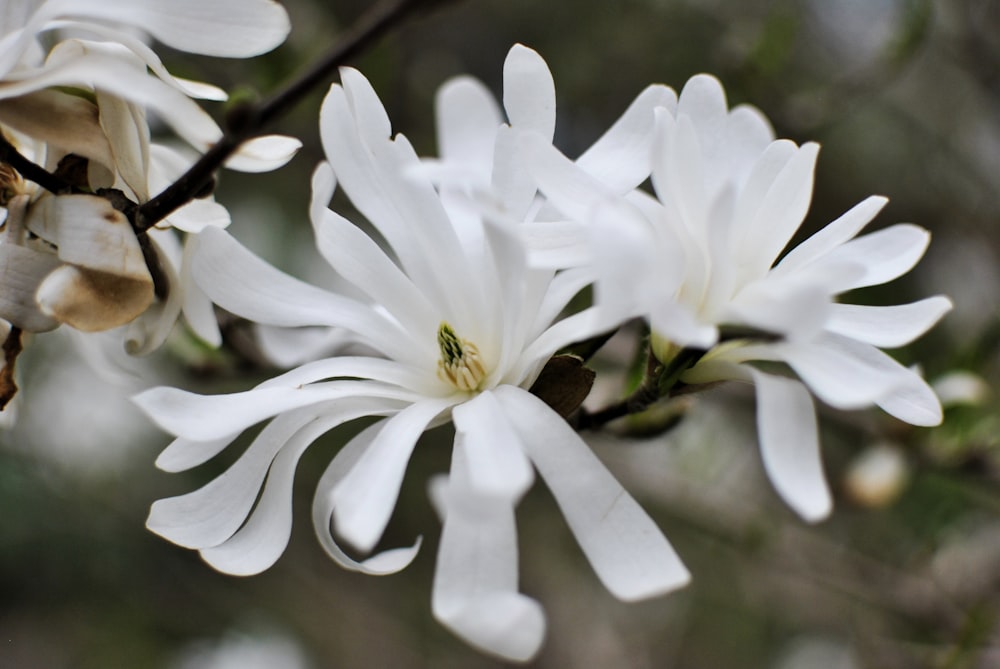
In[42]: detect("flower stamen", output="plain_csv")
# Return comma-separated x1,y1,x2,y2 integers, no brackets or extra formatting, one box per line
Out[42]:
437,322,487,391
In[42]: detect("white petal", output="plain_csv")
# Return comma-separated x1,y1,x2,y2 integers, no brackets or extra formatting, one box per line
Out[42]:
750,369,832,522
223,135,302,173
43,0,290,57
575,83,677,192
178,234,223,347
432,444,545,663
332,398,455,553
743,142,820,273
726,277,832,340
309,163,438,352
729,140,798,274
877,368,943,427
435,75,502,169
825,297,952,348
774,196,888,275
155,435,237,473
502,44,556,140
192,226,410,358
135,379,411,442
816,224,930,291
312,421,423,575
494,386,690,601
452,390,534,498
744,335,913,410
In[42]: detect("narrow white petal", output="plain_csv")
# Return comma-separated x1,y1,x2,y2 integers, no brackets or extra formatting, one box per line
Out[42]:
744,142,820,273
452,391,534,498
745,335,913,410
309,164,439,351
729,140,798,272
332,398,455,553
825,297,952,348
313,421,423,575
495,386,690,601
726,277,832,340
192,226,410,358
502,44,556,140
750,370,832,522
818,224,931,291
432,445,545,663
774,196,888,275
155,434,238,473
223,135,302,173
43,0,290,57
877,368,943,427
135,380,411,442
722,104,775,187
435,75,502,169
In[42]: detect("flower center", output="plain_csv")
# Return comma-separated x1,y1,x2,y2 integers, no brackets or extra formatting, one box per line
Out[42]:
436,322,487,391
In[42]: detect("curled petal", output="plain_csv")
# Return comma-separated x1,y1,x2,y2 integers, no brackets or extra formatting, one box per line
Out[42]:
432,445,545,663
199,400,393,575
313,421,422,575
332,398,455,553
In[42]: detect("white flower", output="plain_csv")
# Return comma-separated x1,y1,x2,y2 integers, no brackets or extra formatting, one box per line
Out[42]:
134,66,689,662
523,74,951,522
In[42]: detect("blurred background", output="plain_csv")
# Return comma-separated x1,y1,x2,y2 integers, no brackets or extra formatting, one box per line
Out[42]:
2,0,1000,666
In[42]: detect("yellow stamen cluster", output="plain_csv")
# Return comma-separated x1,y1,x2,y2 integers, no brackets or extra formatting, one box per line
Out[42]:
436,322,487,391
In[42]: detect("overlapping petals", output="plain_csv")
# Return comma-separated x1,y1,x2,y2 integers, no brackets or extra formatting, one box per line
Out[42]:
525,71,950,523
137,50,688,662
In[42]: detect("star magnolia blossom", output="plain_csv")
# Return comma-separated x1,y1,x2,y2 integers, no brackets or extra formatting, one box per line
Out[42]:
522,74,951,522
135,66,689,662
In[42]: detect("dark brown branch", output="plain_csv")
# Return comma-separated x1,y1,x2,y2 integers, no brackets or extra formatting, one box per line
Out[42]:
135,0,461,232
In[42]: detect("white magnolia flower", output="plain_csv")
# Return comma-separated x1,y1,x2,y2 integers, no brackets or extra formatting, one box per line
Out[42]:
135,66,689,661
523,74,951,522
